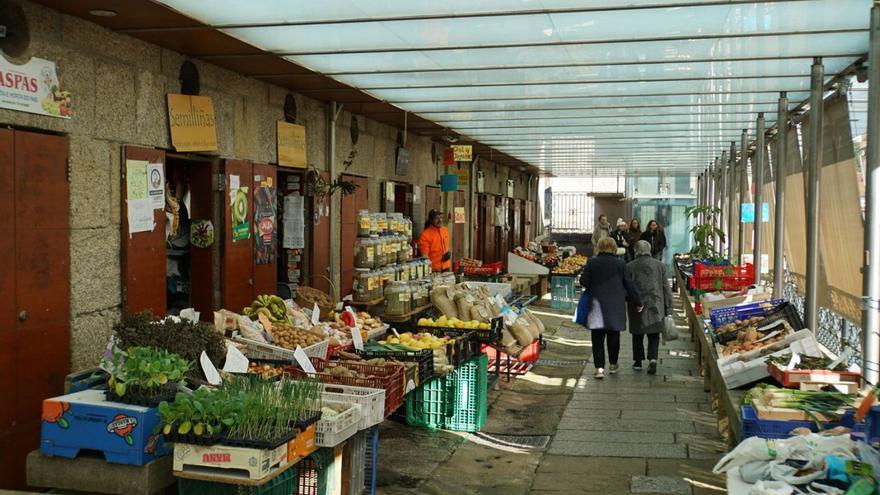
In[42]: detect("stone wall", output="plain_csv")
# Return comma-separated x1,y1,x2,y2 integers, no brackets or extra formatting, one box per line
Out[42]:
0,1,536,370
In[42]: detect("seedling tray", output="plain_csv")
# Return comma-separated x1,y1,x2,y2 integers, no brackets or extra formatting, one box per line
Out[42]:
164,431,223,446
104,384,178,408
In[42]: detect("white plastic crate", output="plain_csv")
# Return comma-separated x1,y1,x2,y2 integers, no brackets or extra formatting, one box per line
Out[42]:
320,383,385,430
346,429,368,495
315,401,361,447
719,329,821,389
235,336,329,362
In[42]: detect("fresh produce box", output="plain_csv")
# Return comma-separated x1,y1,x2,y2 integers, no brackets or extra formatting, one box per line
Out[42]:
353,347,434,387
718,329,822,389
314,401,361,448
320,384,385,430
767,356,861,389
400,315,503,344
740,405,858,441
287,358,404,417
551,254,587,275
172,441,290,481
709,299,786,328
41,388,171,466
715,319,794,358
235,336,329,362
405,354,488,432
296,446,343,495
64,368,107,393
379,329,478,370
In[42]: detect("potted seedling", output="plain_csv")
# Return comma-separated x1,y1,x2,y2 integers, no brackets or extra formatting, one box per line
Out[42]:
158,389,237,445
102,346,191,407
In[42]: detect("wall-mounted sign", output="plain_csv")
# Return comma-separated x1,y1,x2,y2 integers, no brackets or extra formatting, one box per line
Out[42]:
506,179,515,198
167,94,218,152
454,207,466,224
277,121,307,168
0,56,71,119
452,145,473,162
741,203,770,223
455,167,469,188
443,146,455,165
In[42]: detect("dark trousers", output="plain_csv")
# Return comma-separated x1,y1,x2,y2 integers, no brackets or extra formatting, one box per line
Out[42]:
590,329,620,368
632,333,661,363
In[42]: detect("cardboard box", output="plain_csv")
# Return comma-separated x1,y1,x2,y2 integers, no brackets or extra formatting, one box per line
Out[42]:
40,389,171,466
173,442,288,480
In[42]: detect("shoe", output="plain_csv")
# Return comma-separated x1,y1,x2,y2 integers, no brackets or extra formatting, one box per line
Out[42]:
594,368,605,379
608,364,619,374
632,362,643,371
647,360,657,375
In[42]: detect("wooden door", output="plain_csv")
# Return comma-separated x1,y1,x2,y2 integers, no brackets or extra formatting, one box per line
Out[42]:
252,164,278,298
482,194,496,263
471,193,482,260
222,160,254,313
452,190,466,260
122,146,167,316
524,200,533,247
0,130,70,489
186,160,214,320
496,196,509,265
340,175,369,297
309,171,331,295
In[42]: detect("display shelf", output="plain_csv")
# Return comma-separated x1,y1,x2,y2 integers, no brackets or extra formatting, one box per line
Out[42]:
380,303,434,323
349,297,385,308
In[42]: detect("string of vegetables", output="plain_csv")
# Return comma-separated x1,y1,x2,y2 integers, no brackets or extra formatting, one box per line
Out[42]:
762,388,856,424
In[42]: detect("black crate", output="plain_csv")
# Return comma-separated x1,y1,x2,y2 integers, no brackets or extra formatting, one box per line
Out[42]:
355,348,434,385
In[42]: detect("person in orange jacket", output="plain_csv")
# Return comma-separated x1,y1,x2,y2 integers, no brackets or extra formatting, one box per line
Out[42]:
418,209,451,272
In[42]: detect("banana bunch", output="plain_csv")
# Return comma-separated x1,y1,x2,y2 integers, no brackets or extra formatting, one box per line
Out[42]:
243,295,290,324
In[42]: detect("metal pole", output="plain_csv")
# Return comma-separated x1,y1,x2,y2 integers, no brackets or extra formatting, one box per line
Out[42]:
805,57,824,333
712,156,720,248
719,150,728,252
773,92,789,299
738,129,749,262
328,101,341,298
863,4,880,385
728,141,737,260
753,113,766,284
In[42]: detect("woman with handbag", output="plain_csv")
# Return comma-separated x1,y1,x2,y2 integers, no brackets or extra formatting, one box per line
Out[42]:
580,237,642,379
625,240,674,375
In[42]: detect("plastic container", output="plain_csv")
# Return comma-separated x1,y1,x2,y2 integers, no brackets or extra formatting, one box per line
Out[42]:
740,405,857,441
354,238,375,269
314,401,361,448
320,384,385,430
397,234,411,263
374,213,387,235
353,269,373,303
405,354,488,432
357,210,372,237
709,299,786,328
297,448,338,495
384,281,412,316
344,428,367,495
178,464,297,495
363,426,379,495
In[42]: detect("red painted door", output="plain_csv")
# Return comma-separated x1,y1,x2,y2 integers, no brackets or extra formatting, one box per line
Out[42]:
222,160,254,313
186,161,214,320
340,175,369,297
309,171,331,295
122,146,167,316
0,130,70,489
252,164,278,298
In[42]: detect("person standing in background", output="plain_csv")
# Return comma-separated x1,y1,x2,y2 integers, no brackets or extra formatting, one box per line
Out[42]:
626,240,673,374
418,209,451,272
591,214,611,251
640,220,667,261
611,218,630,260
626,218,642,261
579,237,643,379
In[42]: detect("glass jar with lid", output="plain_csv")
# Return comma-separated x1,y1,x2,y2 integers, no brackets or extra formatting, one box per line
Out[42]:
370,269,383,299
353,269,372,302
373,236,386,266
354,237,373,269
403,217,413,237
384,281,411,316
357,210,372,237
375,213,387,234
408,261,419,281
397,263,409,282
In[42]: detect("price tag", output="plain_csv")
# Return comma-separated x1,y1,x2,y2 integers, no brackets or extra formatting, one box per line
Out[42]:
828,349,852,371
391,327,401,338
294,346,317,374
257,314,273,332
200,351,221,385
222,341,249,373
351,324,364,351
784,353,801,371
311,302,321,325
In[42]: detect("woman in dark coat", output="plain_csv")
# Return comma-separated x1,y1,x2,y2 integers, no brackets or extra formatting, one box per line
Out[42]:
626,218,642,260
639,220,667,261
579,237,643,379
626,240,674,375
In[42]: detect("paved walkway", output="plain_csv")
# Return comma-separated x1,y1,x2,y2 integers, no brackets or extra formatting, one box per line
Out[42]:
377,294,728,494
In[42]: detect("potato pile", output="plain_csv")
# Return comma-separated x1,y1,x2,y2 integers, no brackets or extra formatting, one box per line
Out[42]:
269,323,325,350
714,316,764,335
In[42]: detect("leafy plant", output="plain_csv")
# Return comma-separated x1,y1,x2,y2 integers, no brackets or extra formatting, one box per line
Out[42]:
308,148,360,204
158,389,237,437
685,206,726,263
102,346,191,399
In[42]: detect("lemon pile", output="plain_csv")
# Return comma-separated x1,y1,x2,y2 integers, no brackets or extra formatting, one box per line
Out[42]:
417,316,491,330
381,332,449,350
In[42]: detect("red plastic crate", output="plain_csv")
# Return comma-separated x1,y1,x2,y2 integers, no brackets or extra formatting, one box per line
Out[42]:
694,262,754,279
482,340,541,363
767,362,861,388
690,276,754,291
456,261,503,275
285,358,404,418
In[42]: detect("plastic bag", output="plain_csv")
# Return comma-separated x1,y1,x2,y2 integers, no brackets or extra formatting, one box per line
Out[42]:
662,316,678,342
748,480,794,495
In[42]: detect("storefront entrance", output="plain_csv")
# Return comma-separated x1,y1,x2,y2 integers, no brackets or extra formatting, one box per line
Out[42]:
0,129,70,489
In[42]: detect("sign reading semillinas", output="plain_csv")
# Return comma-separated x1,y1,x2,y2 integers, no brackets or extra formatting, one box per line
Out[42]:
167,94,218,152
0,56,71,119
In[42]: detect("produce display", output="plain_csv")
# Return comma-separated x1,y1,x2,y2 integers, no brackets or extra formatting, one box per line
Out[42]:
458,258,483,269
101,346,192,403
113,312,226,381
242,294,290,325
269,322,325,350
767,353,849,372
380,332,452,351
552,254,588,274
718,325,788,356
417,316,491,330
247,362,284,380
743,383,856,422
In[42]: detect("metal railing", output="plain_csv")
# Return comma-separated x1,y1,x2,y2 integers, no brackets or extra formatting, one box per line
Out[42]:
549,192,594,233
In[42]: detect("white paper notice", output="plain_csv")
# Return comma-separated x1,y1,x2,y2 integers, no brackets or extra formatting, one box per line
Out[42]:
127,198,154,235
344,306,364,351
282,194,305,249
222,342,250,373
147,163,165,209
294,346,317,374
200,351,221,385
230,174,240,193
311,302,320,325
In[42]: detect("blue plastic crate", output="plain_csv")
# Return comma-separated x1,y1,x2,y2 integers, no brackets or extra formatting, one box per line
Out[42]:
709,299,785,328
864,406,880,447
741,405,858,441
550,276,576,311
363,426,378,495
40,388,171,466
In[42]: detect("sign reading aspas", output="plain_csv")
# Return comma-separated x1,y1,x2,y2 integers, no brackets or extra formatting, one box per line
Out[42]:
0,56,71,119
167,94,218,152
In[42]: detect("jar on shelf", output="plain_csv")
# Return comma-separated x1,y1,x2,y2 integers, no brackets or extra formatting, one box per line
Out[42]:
371,269,384,299
354,237,373,269
404,217,413,237
408,261,419,281
397,263,409,282
374,236,387,266
357,210,372,237
353,269,372,302
396,234,410,263
384,281,411,316
375,213,388,234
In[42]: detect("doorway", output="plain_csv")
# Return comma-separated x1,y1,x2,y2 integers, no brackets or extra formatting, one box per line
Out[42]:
0,129,70,489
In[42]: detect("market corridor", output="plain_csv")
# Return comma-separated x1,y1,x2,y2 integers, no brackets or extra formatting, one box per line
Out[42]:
377,294,727,495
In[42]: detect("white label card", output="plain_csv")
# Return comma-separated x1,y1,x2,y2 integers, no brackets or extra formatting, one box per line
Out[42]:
222,342,250,373
311,302,320,325
344,306,364,351
784,353,801,371
294,346,317,374
200,351,221,385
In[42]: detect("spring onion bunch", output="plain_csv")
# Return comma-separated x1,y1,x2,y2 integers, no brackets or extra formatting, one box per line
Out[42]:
762,387,856,424
223,375,322,442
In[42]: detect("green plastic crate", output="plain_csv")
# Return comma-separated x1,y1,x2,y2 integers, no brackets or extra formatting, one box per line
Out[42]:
550,276,576,311
297,448,337,495
178,465,297,495
405,354,488,432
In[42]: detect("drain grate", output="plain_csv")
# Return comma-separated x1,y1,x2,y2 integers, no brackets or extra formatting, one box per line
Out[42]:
473,433,551,449
535,358,589,367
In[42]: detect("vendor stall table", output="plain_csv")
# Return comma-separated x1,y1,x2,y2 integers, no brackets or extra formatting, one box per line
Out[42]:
380,303,434,323
349,297,385,309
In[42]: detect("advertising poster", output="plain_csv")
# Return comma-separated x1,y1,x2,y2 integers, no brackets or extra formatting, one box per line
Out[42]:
254,180,277,264
0,56,71,118
231,186,250,242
